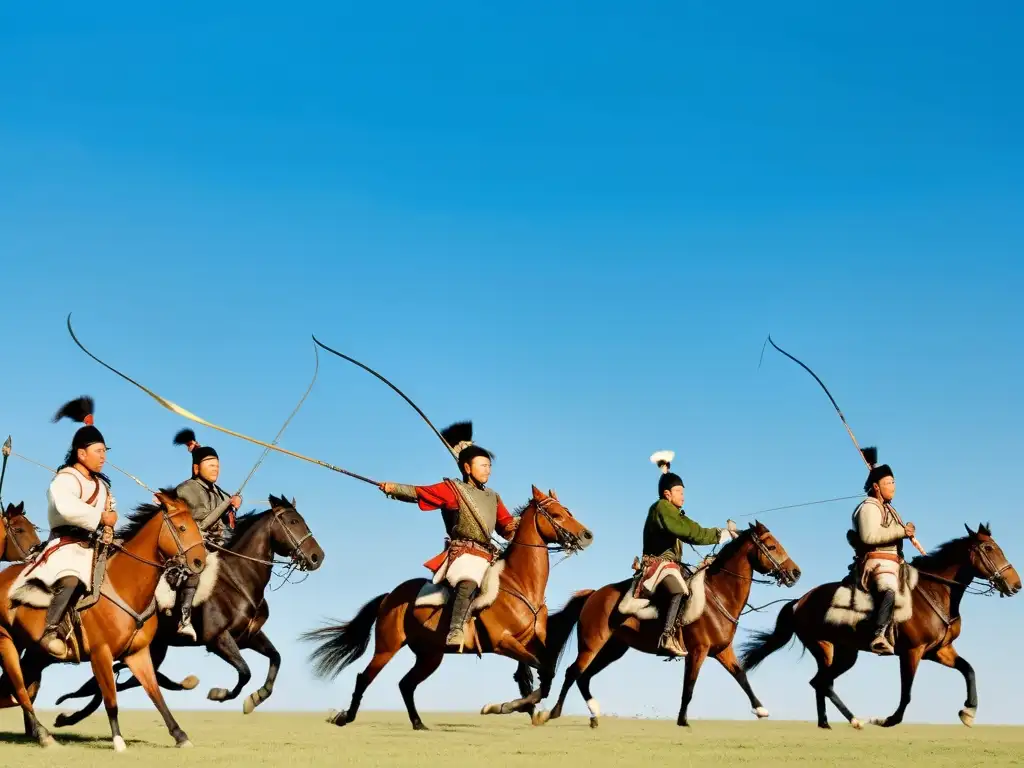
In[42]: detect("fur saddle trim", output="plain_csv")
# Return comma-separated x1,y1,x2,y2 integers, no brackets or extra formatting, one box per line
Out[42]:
824,566,919,627
155,553,221,612
414,560,505,612
617,567,708,626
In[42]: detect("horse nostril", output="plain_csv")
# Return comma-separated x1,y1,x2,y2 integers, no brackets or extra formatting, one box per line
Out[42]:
793,568,802,579
581,530,593,541
192,558,203,571
311,553,319,564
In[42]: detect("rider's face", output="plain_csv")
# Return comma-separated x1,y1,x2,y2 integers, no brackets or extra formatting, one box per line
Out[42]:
196,457,220,484
76,443,106,474
465,456,491,486
664,485,685,508
875,476,896,502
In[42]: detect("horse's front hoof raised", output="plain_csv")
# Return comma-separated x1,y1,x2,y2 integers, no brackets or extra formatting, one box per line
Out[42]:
480,702,502,715
753,707,770,719
180,675,200,690
207,687,230,702
959,707,976,727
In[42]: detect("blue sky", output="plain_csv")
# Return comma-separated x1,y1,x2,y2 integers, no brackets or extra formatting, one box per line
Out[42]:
2,2,1022,727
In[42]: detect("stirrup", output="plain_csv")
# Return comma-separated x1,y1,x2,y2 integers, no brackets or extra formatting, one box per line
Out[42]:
177,620,197,640
446,627,466,653
869,634,894,655
657,634,687,658
41,628,68,658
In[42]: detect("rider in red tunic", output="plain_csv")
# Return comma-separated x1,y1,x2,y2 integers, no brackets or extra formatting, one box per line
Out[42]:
379,422,518,651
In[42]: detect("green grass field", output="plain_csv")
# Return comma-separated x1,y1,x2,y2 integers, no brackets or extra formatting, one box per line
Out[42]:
0,710,1018,767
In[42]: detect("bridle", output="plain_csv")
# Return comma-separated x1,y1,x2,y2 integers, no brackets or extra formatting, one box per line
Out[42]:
504,498,586,554
705,530,795,587
972,541,1017,596
112,504,206,572
206,505,317,573
0,514,40,562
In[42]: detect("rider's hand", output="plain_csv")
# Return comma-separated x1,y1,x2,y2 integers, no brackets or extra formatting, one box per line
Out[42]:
904,522,916,538
726,519,738,536
230,495,242,510
100,509,118,528
380,482,395,495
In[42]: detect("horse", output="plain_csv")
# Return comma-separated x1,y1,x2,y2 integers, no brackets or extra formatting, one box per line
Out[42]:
303,486,593,730
50,494,324,726
533,521,800,727
0,489,208,750
1,502,43,564
739,523,1020,729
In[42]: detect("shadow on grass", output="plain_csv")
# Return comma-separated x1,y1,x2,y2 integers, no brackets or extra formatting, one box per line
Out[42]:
0,730,148,748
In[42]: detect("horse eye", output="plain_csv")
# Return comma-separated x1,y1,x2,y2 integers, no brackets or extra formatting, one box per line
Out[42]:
179,525,187,532
767,545,776,550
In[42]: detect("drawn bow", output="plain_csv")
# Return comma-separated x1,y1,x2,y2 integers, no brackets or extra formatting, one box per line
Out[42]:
764,335,926,555
67,314,379,486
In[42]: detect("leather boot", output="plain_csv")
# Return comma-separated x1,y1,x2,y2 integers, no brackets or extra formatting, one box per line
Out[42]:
869,589,896,655
41,576,80,657
656,593,687,658
176,582,199,640
446,581,476,652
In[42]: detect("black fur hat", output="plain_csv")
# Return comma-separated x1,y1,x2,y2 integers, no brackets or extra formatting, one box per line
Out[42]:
651,450,684,497
862,446,894,493
441,421,493,472
53,396,105,450
174,428,219,470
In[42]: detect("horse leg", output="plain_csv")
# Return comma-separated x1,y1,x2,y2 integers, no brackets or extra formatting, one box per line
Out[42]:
714,644,770,719
398,649,445,730
677,646,709,727
815,645,863,729
88,645,128,752
205,631,252,702
238,629,280,714
576,639,628,729
478,635,543,717
0,631,53,747
327,644,401,728
927,644,978,726
21,652,50,737
121,646,192,747
538,630,615,726
870,645,924,728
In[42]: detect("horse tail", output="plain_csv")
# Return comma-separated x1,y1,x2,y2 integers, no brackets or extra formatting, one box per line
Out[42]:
544,589,594,669
301,593,387,680
738,599,798,672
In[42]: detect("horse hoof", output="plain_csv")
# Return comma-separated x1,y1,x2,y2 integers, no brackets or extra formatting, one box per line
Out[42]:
412,721,429,731
40,734,59,749
177,740,194,749
818,722,831,730
589,717,599,729
181,675,200,690
850,718,864,730
959,707,976,727
207,688,229,702
869,717,886,727
531,709,550,727
113,736,127,752
53,714,69,728
243,694,260,715
676,719,689,728
327,709,349,727
480,703,500,715
753,707,770,719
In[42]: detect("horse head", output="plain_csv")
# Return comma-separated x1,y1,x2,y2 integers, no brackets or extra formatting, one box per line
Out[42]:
1,502,41,561
266,493,324,571
964,523,1020,597
518,486,593,553
744,520,801,587
149,489,207,575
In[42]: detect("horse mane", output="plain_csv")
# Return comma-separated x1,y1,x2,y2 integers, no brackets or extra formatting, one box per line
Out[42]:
911,534,973,570
706,523,763,574
115,488,181,540
511,498,533,518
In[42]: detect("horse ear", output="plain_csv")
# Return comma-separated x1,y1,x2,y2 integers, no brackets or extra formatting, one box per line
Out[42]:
532,486,546,501
548,489,559,500
154,491,172,508
292,497,296,508
16,502,24,514
268,494,280,508
965,523,975,537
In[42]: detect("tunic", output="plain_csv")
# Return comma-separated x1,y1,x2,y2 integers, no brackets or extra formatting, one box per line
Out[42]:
387,479,517,588
852,496,906,593
175,477,233,541
637,499,728,597
25,468,110,589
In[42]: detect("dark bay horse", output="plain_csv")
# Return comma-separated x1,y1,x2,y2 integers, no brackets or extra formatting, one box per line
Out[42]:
1,502,43,564
303,487,593,730
0,490,208,749
740,524,1020,729
52,495,324,725
535,522,800,727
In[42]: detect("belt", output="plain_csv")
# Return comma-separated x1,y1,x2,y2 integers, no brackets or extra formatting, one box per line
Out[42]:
864,551,900,563
49,525,95,540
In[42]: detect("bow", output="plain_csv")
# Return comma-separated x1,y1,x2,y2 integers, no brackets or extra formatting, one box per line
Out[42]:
765,335,926,555
0,436,10,507
312,335,458,460
234,340,321,496
67,314,379,486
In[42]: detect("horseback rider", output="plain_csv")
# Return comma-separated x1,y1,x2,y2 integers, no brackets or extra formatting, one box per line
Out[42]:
171,428,242,640
378,422,518,652
642,451,736,658
850,447,916,655
32,397,118,657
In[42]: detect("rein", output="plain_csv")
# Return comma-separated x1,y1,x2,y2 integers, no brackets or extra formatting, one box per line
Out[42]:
109,506,205,570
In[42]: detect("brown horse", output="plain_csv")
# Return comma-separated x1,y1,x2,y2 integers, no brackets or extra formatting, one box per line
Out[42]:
1,502,43,564
740,524,1021,729
0,489,208,750
535,521,801,727
303,486,593,730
